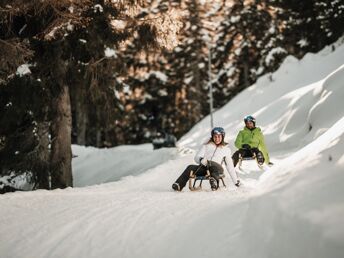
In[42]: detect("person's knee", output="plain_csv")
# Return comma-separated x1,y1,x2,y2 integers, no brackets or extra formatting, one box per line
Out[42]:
239,149,247,155
186,165,194,170
209,165,223,176
184,165,198,176
217,166,224,174
209,161,222,168
185,164,198,172
232,150,239,157
251,148,259,153
211,171,223,180
232,152,239,162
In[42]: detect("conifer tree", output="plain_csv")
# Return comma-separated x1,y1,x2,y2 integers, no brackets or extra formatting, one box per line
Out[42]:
265,0,344,56
0,0,180,191
213,1,281,105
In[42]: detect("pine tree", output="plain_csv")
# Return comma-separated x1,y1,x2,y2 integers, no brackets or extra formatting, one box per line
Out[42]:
113,1,185,140
266,0,344,57
0,0,180,191
160,0,210,136
212,0,282,105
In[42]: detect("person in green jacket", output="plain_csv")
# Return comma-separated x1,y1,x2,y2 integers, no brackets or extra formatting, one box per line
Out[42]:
232,115,271,167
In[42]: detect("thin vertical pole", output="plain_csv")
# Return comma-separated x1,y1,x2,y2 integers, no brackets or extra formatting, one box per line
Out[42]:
208,42,214,129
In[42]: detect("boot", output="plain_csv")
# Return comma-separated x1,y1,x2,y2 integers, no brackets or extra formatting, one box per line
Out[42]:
172,182,181,191
209,177,218,191
256,152,264,165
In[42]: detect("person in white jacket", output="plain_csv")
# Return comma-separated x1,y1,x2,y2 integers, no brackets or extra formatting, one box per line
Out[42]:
172,127,240,191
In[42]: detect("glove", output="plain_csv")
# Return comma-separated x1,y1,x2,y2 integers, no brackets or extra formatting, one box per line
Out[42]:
200,158,208,167
242,144,251,149
235,180,241,187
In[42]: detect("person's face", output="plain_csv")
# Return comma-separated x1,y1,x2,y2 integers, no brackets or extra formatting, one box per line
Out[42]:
245,121,255,129
213,134,223,145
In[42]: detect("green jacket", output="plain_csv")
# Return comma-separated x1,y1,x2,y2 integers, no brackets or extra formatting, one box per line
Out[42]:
234,127,270,164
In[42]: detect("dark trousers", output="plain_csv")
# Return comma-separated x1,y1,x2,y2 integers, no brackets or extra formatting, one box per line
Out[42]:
175,161,224,190
232,148,264,167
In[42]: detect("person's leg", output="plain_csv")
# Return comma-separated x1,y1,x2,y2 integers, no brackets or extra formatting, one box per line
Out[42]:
173,164,204,191
194,166,207,177
233,149,250,166
242,148,253,158
232,150,241,167
190,166,208,189
251,148,264,164
208,162,224,190
208,161,224,180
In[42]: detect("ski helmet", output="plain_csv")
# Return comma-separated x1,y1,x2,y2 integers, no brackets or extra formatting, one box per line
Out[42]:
244,115,256,125
211,127,225,138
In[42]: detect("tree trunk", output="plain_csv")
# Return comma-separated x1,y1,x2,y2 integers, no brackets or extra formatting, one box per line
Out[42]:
96,108,102,147
243,60,249,87
243,45,250,88
50,85,73,188
76,95,88,145
35,121,51,189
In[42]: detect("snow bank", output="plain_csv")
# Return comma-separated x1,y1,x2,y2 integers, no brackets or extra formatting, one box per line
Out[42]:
72,144,178,187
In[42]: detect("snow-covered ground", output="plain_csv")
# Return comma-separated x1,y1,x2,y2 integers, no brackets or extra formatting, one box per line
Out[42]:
1,38,344,258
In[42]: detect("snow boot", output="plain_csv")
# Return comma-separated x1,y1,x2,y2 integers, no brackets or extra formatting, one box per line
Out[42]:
256,152,264,165
172,182,181,191
209,177,218,191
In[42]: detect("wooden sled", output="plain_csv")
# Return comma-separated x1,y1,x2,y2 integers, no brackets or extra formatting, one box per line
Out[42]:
188,170,226,191
238,152,264,170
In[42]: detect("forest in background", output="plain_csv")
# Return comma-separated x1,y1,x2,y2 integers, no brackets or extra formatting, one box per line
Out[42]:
0,0,343,191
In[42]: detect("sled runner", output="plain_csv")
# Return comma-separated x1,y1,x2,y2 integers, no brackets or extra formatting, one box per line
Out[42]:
237,149,264,170
188,170,226,191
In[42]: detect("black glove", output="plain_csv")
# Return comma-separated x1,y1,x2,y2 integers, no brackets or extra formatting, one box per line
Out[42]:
242,144,251,149
235,180,241,187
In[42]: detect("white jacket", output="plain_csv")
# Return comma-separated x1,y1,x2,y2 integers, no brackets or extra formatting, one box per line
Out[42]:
194,141,239,184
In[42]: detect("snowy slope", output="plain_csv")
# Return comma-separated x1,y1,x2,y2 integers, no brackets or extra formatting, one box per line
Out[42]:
1,39,344,258
179,38,344,154
72,144,178,187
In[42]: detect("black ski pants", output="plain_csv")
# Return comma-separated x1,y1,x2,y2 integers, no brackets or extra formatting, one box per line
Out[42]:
232,148,264,167
174,161,224,191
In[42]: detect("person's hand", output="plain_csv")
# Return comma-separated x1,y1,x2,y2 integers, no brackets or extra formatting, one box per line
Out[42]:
235,180,241,187
200,158,208,167
242,144,251,149
268,162,274,166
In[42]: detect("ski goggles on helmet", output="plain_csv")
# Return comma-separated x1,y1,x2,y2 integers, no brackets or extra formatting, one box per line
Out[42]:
211,127,225,136
244,115,256,124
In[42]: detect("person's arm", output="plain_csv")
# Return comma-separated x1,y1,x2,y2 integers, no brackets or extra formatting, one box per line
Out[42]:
194,144,206,164
224,147,240,185
234,131,243,149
